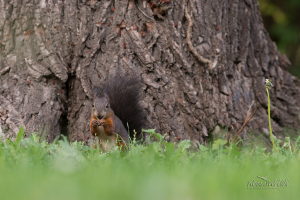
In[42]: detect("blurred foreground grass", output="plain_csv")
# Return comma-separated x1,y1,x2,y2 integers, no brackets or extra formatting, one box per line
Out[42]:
0,128,299,200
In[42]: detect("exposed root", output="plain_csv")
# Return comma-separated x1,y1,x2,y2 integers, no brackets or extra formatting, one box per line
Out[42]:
185,6,212,69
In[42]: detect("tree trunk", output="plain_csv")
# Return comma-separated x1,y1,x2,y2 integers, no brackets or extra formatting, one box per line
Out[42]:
1,0,299,146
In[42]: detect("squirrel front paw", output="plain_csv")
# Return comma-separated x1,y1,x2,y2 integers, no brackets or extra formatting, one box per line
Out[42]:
91,119,100,127
99,119,106,126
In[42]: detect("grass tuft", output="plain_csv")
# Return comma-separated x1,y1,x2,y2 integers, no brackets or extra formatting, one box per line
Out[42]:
0,127,299,200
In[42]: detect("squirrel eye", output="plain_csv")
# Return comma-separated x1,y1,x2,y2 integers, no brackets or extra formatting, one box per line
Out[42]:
92,104,94,107
106,104,109,108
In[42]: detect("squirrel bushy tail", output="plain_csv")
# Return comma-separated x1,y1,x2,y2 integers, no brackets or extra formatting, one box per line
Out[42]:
95,74,145,139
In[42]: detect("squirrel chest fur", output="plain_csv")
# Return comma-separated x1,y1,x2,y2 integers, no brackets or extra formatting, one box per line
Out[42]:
89,75,145,152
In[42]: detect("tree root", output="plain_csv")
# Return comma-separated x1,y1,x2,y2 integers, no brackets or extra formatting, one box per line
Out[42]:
185,6,212,69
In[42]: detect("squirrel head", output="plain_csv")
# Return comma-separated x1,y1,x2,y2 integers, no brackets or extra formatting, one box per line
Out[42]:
92,89,112,119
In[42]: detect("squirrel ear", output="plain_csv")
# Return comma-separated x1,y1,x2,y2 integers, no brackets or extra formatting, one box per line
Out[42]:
103,89,109,100
94,88,99,99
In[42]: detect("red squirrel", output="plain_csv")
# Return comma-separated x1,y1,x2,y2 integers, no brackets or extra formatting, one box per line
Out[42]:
89,75,145,152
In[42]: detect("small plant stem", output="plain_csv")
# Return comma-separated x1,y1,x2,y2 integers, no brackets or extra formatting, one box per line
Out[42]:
266,88,276,152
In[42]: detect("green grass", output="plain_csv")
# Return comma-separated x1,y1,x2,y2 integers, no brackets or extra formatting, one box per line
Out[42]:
0,128,299,200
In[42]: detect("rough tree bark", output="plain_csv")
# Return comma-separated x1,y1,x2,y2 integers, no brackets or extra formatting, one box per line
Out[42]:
0,0,299,146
